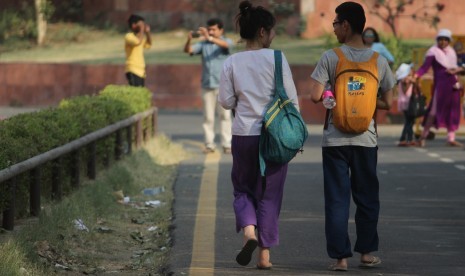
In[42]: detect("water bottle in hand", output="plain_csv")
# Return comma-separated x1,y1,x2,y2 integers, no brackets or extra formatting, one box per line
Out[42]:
322,90,336,109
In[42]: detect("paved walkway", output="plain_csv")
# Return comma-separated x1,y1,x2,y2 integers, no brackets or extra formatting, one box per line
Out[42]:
159,110,465,276
3,108,465,275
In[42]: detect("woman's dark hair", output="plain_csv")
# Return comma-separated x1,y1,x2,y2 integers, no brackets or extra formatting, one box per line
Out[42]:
362,27,380,43
128,14,144,29
335,1,365,35
235,0,276,40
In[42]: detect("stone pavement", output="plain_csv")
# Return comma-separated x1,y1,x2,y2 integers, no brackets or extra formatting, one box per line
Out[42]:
158,110,465,276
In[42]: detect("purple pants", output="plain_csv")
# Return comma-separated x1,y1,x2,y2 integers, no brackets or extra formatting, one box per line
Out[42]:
231,135,288,248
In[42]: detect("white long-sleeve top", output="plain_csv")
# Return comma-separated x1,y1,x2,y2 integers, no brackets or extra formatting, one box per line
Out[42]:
218,49,299,136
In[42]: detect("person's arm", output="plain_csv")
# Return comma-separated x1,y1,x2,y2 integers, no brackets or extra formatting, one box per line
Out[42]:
376,89,393,110
144,24,152,48
309,78,325,103
125,32,142,47
184,33,194,54
207,36,230,49
218,59,236,110
309,53,331,103
377,59,395,110
197,27,230,49
414,55,434,79
447,66,465,75
379,43,395,64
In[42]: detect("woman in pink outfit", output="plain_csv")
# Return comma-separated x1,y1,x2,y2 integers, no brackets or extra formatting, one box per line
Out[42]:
415,29,463,147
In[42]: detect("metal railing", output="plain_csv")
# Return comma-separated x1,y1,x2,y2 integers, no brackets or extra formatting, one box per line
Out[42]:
1,108,158,230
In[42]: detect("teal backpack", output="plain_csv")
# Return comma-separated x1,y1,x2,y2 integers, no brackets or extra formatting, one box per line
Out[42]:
259,50,308,177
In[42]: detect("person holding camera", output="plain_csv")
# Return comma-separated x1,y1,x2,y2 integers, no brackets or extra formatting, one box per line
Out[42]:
125,14,152,87
184,18,234,154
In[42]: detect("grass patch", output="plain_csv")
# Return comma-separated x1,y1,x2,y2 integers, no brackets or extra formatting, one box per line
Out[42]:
0,240,43,276
0,23,433,65
0,134,188,275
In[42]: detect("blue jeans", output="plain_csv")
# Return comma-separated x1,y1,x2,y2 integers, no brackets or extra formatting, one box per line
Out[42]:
322,146,379,259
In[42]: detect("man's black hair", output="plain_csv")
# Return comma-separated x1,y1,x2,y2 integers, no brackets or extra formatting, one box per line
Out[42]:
207,18,224,29
335,2,366,35
128,14,144,29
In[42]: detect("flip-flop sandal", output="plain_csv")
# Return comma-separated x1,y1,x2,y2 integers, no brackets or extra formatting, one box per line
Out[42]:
359,256,381,268
328,263,348,271
236,239,258,266
256,264,272,270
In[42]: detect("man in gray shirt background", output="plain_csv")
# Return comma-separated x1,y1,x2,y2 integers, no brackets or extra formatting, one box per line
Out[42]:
184,18,233,154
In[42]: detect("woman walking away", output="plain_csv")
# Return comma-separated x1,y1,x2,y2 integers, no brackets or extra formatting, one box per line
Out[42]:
415,29,463,147
218,0,301,270
396,63,417,146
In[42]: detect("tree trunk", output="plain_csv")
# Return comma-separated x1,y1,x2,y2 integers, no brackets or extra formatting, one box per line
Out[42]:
35,0,47,46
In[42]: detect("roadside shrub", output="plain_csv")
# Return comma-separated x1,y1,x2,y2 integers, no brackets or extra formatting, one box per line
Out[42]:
0,85,152,214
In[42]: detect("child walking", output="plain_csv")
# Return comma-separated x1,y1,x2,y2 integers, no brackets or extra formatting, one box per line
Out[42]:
396,63,417,146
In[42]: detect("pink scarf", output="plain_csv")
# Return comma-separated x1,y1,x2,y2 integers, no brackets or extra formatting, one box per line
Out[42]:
426,45,457,69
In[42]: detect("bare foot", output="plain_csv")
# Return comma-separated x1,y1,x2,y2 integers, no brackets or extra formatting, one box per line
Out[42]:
360,254,381,268
328,258,347,271
257,247,272,268
242,225,257,246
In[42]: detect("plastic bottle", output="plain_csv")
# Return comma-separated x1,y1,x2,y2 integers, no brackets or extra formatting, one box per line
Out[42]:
322,90,336,109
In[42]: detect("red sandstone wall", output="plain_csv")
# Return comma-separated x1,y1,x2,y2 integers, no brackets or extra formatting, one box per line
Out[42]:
0,63,408,124
0,63,204,110
302,0,465,39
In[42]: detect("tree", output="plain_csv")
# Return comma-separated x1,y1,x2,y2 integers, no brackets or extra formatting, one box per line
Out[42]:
363,0,445,38
34,0,54,45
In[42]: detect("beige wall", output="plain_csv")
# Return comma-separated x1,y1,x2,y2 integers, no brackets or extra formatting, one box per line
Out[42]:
301,0,465,39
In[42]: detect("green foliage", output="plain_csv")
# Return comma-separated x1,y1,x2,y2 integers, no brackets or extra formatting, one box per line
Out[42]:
0,85,152,212
268,0,295,17
47,22,89,42
0,7,36,45
39,0,55,20
51,0,83,22
0,240,44,276
381,35,411,69
5,137,182,274
321,32,341,50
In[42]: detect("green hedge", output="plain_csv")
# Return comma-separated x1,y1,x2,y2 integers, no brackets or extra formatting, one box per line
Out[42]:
0,85,152,212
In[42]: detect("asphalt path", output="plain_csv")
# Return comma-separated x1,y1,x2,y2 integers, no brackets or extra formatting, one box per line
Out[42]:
161,110,465,276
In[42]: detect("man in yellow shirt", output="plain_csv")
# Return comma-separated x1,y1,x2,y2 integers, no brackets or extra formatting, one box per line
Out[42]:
125,14,152,87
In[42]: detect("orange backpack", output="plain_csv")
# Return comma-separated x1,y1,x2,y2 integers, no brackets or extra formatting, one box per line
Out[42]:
330,47,379,134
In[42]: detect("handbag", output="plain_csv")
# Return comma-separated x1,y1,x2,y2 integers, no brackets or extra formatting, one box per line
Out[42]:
259,50,308,177
406,83,427,118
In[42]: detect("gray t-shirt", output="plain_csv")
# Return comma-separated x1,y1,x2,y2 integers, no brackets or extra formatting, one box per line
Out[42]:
311,45,396,147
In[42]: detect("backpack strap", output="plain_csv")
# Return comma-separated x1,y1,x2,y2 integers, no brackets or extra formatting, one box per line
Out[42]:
324,48,344,131
274,50,288,99
258,50,285,199
333,47,345,62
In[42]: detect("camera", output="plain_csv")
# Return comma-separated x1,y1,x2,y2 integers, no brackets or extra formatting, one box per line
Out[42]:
191,31,200,38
